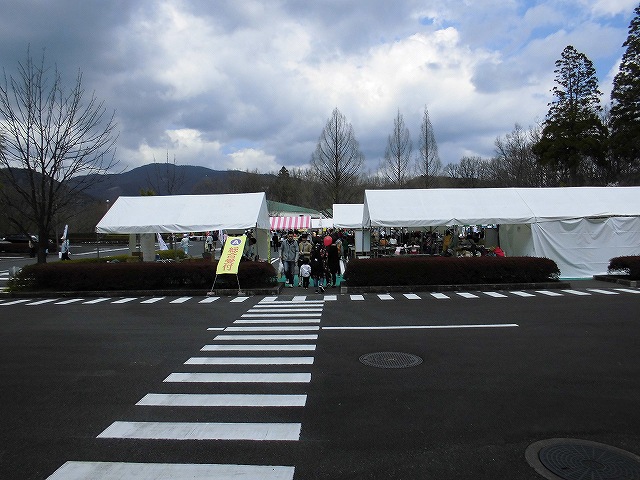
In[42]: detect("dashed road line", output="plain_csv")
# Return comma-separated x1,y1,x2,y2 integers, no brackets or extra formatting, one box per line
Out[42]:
184,356,314,365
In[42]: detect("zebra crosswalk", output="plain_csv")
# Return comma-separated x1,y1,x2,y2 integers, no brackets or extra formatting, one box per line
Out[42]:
2,286,639,308
46,298,324,479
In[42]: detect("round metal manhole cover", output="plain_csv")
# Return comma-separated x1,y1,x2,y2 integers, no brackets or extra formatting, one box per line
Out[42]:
359,352,423,369
526,439,640,480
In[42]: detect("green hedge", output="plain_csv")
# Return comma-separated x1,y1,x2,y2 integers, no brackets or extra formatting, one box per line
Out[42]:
608,256,640,280
8,259,278,291
342,256,560,286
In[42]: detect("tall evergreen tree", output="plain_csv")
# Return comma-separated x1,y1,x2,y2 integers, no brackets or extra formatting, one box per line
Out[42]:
380,109,413,187
533,45,607,185
610,4,640,182
310,108,364,206
416,106,441,188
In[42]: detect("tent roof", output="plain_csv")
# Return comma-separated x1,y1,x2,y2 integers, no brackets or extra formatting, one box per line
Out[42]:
96,192,270,234
333,204,365,229
270,215,311,230
363,187,640,227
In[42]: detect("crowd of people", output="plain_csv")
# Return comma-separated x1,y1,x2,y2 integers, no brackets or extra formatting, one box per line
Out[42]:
276,229,349,292
372,227,505,258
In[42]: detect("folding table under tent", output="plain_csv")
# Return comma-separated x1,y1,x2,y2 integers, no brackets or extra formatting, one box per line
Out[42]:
96,192,271,261
363,187,640,278
332,203,370,255
269,215,312,231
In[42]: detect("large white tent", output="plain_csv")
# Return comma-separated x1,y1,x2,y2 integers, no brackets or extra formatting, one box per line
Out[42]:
363,187,640,278
96,192,271,261
333,203,370,254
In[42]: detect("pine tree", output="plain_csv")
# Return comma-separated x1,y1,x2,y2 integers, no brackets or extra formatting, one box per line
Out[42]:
416,106,441,188
610,4,640,181
533,45,607,185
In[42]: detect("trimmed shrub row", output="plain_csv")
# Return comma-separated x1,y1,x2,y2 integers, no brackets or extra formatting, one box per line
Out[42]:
342,256,560,286
8,259,278,291
608,256,640,280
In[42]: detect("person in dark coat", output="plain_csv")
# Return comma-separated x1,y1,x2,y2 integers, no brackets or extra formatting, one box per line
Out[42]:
326,241,340,287
310,243,325,293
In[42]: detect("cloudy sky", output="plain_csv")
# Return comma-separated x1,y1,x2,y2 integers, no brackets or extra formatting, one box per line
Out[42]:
1,0,637,175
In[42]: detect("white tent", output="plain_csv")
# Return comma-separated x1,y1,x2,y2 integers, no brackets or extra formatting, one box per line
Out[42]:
96,192,271,261
333,203,370,254
363,187,640,278
311,218,333,230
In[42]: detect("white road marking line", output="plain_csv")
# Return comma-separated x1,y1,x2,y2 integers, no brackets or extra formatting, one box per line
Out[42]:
292,295,307,301
234,319,320,324
185,357,314,365
378,294,394,300
562,289,591,296
323,324,519,330
614,288,640,294
214,334,318,341
140,297,165,304
164,372,312,383
26,298,59,305
201,344,316,351
230,296,250,302
54,298,84,305
403,293,421,299
324,294,338,301
248,308,323,313
225,326,320,332
431,293,449,299
97,421,302,440
206,327,225,331
46,462,295,480
586,288,619,295
259,300,325,305
510,291,535,297
82,297,110,304
261,296,278,302
242,312,321,317
535,290,563,296
136,393,308,407
350,294,365,300
484,291,507,298
0,299,30,305
456,292,478,298
111,297,138,304
199,296,220,303
170,296,192,303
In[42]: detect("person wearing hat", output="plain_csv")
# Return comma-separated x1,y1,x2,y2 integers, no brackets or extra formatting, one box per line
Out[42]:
180,234,190,256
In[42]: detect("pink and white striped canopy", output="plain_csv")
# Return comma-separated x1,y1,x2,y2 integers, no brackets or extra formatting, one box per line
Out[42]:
270,215,311,231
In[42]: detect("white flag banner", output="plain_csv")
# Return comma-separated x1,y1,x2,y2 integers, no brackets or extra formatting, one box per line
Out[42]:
157,233,169,250
62,224,69,240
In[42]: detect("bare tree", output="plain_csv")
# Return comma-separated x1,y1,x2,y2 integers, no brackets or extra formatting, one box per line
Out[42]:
146,150,185,195
380,109,412,187
0,49,118,262
445,156,487,187
310,108,364,206
492,124,547,187
416,105,441,187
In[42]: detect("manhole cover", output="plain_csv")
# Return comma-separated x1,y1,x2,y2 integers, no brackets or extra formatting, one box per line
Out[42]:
359,352,423,369
526,439,640,480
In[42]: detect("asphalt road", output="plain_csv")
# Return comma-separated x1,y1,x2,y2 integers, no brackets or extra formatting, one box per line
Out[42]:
1,285,639,479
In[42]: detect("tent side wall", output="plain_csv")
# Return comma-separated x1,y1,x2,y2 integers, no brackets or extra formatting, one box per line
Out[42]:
530,217,640,278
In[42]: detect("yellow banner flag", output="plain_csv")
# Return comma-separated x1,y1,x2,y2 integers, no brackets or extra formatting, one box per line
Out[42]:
216,235,246,275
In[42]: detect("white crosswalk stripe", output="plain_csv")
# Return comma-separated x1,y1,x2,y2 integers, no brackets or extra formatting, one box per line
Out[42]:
484,291,507,298
47,462,295,480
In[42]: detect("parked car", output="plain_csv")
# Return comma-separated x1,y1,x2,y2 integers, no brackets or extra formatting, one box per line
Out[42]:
0,233,57,254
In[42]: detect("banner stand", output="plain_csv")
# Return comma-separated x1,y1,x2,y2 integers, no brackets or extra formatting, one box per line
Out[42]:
208,235,246,295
